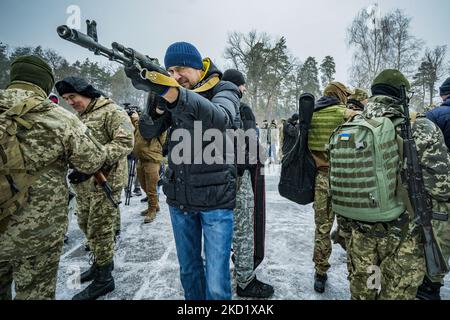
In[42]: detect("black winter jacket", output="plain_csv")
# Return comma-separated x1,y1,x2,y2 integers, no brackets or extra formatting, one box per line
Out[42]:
142,61,240,211
426,99,450,151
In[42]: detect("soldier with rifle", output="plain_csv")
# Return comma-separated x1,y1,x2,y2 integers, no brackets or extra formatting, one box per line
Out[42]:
55,76,134,300
329,69,450,300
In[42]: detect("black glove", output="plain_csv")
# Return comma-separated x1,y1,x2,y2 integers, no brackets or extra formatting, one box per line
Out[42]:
124,64,170,96
68,170,93,185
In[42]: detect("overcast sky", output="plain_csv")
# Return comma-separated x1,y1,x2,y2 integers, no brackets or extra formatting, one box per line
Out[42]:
1,0,449,84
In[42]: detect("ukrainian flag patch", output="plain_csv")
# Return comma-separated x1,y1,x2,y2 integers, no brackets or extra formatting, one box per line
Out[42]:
339,133,351,141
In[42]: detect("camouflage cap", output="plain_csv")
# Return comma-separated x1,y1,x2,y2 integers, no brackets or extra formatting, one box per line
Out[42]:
324,81,354,104
349,88,369,102
324,81,354,96
10,55,55,95
371,69,410,92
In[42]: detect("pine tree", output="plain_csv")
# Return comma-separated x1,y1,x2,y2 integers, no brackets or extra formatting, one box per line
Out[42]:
319,56,336,89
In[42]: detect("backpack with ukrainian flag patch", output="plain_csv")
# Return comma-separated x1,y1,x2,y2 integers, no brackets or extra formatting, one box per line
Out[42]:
329,115,405,222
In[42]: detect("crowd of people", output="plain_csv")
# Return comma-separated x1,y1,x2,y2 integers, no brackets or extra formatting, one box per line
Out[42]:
0,39,449,301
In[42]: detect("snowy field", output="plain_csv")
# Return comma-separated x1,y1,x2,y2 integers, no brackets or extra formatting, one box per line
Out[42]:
56,165,450,300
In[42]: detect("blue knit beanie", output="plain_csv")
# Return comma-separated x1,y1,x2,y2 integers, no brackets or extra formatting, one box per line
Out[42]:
164,42,203,70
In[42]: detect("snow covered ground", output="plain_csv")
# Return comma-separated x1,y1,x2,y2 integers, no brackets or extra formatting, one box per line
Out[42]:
56,165,450,300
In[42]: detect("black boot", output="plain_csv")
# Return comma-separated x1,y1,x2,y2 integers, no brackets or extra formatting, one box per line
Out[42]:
314,273,328,293
237,277,274,298
416,276,442,300
72,261,115,300
140,196,148,203
80,263,97,283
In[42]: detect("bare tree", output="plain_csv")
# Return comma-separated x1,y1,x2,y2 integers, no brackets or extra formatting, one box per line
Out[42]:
421,46,447,105
224,31,293,120
385,9,424,75
347,5,391,87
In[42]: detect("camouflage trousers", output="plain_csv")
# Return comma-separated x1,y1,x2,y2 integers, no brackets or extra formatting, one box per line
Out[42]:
137,160,161,215
428,202,450,283
313,170,335,275
0,243,63,300
347,214,425,300
335,215,352,250
76,188,121,266
233,170,256,289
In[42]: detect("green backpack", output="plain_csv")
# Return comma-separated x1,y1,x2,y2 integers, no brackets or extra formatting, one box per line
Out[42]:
329,115,405,222
0,96,43,225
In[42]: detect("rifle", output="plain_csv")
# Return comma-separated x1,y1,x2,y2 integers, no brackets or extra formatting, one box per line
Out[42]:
57,20,165,73
125,155,137,206
123,103,141,117
399,85,449,277
94,171,120,208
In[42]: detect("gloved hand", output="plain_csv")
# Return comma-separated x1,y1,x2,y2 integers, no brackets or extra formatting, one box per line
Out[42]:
68,170,93,185
124,64,170,96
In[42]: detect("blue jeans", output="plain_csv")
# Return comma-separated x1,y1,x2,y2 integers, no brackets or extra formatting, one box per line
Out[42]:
169,206,233,300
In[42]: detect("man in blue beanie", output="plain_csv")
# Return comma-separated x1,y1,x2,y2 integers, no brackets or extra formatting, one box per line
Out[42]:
427,77,450,151
125,42,240,300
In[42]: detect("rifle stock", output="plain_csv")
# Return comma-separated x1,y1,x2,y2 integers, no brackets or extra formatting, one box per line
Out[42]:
94,171,119,208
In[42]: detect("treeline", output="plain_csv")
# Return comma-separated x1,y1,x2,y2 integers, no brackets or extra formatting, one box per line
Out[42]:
0,43,146,108
1,6,449,118
347,6,449,109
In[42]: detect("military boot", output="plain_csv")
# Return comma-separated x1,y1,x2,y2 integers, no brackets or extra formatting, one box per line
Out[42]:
72,261,115,300
416,277,442,300
314,272,328,293
80,263,97,283
144,211,156,224
237,277,274,298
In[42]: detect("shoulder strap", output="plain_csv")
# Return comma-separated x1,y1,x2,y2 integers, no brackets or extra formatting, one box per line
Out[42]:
3,96,44,130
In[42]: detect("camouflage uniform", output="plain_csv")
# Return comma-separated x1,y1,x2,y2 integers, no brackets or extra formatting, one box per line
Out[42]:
0,82,106,299
312,169,335,275
430,201,450,284
309,82,355,277
346,93,450,300
73,97,134,267
233,170,255,288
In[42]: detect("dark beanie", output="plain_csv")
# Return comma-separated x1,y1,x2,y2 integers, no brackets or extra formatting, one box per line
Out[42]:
164,42,203,70
291,113,299,121
439,77,450,96
55,76,103,99
222,69,246,87
10,55,55,95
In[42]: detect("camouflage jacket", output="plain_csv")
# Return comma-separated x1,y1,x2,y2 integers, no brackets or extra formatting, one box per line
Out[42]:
0,82,106,259
364,95,450,203
75,97,134,193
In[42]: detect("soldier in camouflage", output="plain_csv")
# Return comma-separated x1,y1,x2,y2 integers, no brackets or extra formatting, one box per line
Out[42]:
0,56,106,300
417,77,450,300
345,69,450,300
308,81,357,293
331,88,368,251
347,88,369,111
222,69,274,298
56,77,134,300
